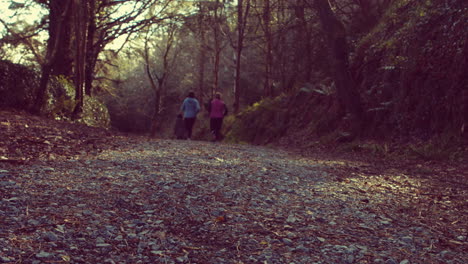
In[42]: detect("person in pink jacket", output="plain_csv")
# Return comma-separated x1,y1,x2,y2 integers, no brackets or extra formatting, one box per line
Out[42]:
208,93,228,141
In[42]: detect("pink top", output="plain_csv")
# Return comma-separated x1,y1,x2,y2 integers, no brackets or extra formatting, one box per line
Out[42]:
210,99,226,118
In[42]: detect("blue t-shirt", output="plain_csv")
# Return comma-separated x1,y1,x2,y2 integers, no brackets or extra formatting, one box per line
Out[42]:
181,97,200,118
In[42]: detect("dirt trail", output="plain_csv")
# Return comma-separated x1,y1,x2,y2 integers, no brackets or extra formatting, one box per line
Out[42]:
0,110,466,263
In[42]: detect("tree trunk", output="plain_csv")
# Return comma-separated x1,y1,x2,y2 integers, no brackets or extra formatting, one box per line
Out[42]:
263,0,273,97
234,0,250,113
313,0,363,131
288,0,306,91
35,64,52,113
143,33,160,137
72,0,87,118
144,25,176,137
212,0,222,98
150,88,162,137
34,0,72,113
48,0,74,77
85,0,96,96
198,5,206,107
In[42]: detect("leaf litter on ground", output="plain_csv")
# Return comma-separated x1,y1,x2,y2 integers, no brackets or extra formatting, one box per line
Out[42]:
0,110,467,263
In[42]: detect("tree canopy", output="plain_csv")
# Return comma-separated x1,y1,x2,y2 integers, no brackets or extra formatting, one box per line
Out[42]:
0,0,466,147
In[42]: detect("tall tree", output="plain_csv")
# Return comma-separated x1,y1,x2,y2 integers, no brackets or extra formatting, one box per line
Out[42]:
34,0,173,115
262,0,273,97
197,3,207,107
0,1,47,65
289,0,306,90
211,0,222,97
312,0,363,131
34,0,73,113
84,0,96,96
72,0,87,117
233,0,251,113
141,22,180,137
82,0,163,98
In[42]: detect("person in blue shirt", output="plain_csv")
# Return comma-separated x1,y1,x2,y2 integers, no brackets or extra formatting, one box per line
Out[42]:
180,91,200,140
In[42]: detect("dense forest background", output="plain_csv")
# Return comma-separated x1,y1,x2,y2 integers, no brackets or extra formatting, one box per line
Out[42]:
0,0,466,160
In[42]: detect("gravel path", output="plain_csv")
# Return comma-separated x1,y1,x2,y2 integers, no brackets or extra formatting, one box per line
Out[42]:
1,139,466,263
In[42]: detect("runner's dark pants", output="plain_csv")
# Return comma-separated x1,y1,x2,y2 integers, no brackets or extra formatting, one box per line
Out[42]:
184,117,196,139
210,118,223,140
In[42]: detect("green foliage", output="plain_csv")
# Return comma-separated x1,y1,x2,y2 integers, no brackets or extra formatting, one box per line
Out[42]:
224,87,344,146
225,95,291,144
78,96,111,129
0,60,74,116
44,75,76,119
0,60,110,129
353,0,468,138
0,60,40,110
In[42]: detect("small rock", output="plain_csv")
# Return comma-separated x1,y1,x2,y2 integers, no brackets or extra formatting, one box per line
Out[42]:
176,255,188,263
2,197,19,202
400,236,413,244
96,243,112,247
42,232,58,242
105,225,116,231
439,250,453,258
293,245,309,253
82,210,93,216
346,245,359,254
27,219,40,226
1,257,12,262
36,251,52,258
333,245,348,252
345,255,355,264
211,209,226,216
286,215,298,223
127,233,138,239
282,238,293,245
400,260,410,264
0,181,15,187
317,237,326,242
